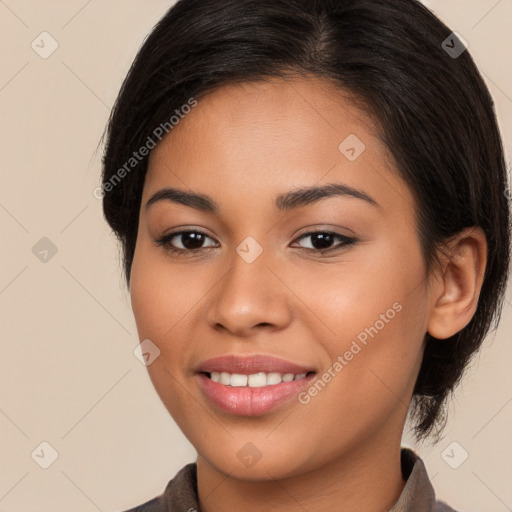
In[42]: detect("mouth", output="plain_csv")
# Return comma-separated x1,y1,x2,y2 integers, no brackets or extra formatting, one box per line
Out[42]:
194,354,318,416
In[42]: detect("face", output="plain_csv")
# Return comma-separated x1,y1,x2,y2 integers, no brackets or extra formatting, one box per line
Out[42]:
130,77,432,480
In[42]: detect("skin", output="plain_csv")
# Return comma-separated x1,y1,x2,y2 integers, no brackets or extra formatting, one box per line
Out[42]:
129,76,487,512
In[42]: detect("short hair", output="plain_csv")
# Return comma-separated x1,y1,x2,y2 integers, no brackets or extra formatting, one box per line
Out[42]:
101,0,511,441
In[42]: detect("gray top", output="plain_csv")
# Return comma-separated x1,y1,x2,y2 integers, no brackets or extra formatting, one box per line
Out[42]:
122,447,458,512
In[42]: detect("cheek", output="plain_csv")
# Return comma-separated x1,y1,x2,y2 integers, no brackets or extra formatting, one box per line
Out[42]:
129,241,213,402
129,247,194,418
130,238,203,340
301,303,426,451
290,232,424,337
304,238,428,410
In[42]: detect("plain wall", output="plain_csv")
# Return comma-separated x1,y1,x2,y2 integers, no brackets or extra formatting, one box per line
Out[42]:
0,1,510,510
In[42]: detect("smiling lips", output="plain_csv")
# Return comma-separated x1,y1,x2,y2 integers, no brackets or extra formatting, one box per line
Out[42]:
195,354,317,416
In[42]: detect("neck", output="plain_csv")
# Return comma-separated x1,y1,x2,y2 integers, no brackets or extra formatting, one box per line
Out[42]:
196,433,406,512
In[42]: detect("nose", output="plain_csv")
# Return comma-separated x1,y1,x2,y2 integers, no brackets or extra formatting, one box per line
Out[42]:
205,245,293,337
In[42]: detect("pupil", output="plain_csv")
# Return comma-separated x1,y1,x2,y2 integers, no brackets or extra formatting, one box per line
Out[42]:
312,233,333,250
182,232,205,249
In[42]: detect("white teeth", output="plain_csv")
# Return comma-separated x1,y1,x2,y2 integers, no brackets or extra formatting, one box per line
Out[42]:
230,374,248,387
266,372,282,385
207,371,310,387
248,372,267,387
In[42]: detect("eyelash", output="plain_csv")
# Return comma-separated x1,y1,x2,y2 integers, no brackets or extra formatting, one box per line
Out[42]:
154,229,357,256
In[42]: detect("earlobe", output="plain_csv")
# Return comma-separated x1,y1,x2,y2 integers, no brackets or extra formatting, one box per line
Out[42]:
426,227,487,340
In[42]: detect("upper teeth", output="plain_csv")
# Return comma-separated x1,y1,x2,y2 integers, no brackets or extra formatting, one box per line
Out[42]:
209,371,307,387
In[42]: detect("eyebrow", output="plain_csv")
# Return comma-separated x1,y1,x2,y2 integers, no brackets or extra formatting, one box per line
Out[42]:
145,183,380,213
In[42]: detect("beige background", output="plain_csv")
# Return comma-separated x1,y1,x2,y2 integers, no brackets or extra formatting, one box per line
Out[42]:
0,1,511,511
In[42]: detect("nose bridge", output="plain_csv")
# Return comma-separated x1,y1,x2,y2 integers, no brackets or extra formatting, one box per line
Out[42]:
206,237,292,335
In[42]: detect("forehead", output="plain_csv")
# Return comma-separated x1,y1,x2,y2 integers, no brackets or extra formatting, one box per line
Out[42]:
144,76,412,218
151,76,382,156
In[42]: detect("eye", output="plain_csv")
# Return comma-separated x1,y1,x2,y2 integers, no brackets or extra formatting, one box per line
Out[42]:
291,231,357,252
154,229,357,255
154,230,218,254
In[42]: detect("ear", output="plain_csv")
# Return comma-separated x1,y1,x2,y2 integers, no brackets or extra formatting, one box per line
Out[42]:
427,227,487,340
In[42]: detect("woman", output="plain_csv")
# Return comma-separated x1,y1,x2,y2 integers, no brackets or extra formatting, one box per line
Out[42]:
100,0,511,510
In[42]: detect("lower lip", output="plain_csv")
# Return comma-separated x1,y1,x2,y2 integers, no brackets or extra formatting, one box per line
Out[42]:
196,372,317,416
